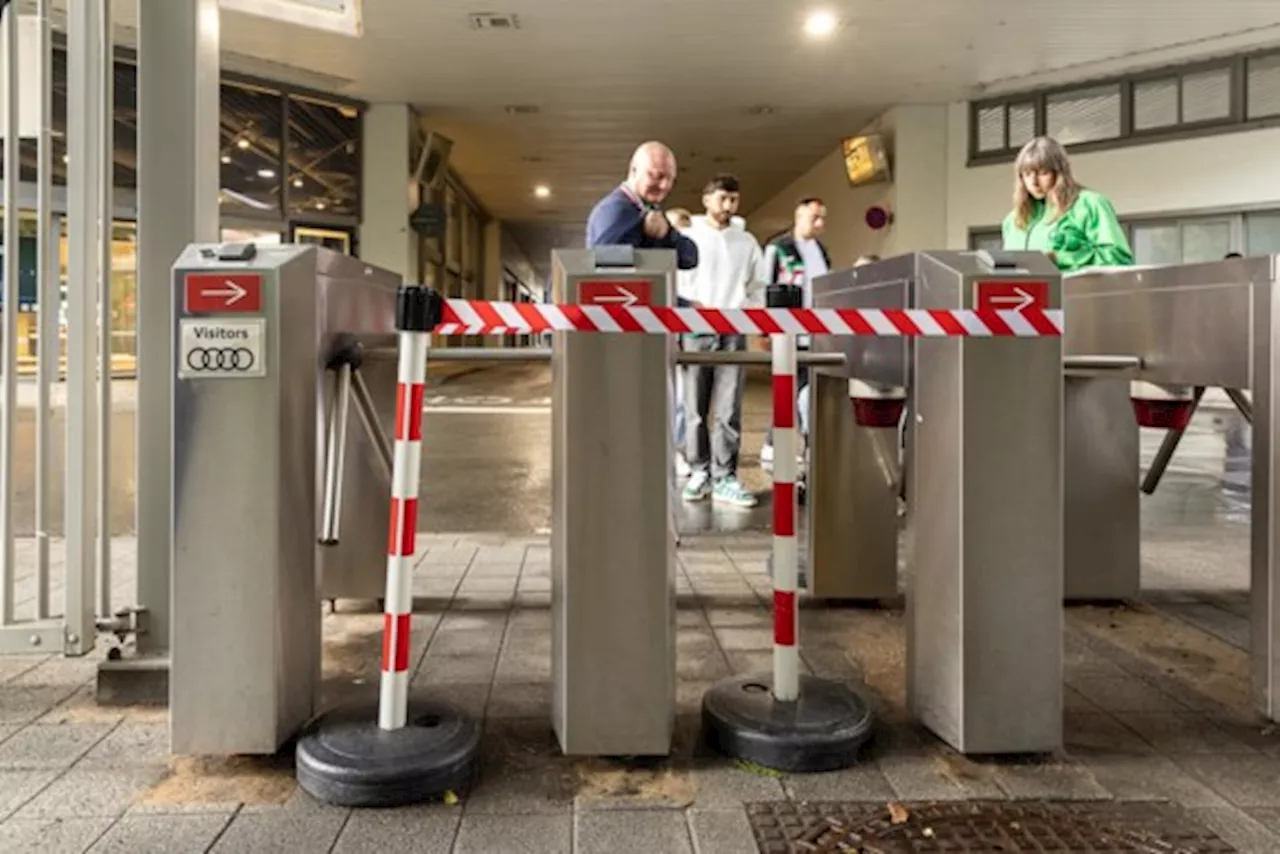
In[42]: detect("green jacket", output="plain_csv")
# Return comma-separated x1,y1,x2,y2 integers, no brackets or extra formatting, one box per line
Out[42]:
1001,188,1134,272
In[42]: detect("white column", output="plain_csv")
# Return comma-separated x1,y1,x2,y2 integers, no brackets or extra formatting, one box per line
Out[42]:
481,220,504,346
133,0,219,663
883,105,950,255
360,104,418,281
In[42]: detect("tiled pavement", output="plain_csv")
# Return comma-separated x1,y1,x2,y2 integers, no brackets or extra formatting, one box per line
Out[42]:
0,528,1277,852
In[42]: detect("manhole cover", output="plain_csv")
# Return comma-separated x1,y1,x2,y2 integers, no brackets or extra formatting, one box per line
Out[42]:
746,800,1237,853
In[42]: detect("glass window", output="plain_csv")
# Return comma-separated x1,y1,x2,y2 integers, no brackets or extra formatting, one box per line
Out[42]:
1007,102,1036,149
219,83,285,217
112,60,139,189
1181,67,1232,124
1132,224,1181,266
1046,84,1122,145
1247,54,1280,119
975,105,1005,152
1133,78,1178,131
970,232,1003,253
1181,220,1232,262
1246,212,1280,256
286,95,360,218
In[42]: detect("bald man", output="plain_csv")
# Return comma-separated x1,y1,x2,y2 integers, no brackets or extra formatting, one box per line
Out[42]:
585,141,699,270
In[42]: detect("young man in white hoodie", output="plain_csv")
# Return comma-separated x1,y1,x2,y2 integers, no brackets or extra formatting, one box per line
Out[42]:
677,175,765,508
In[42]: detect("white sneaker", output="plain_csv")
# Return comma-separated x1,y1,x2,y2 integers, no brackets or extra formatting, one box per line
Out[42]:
675,454,692,477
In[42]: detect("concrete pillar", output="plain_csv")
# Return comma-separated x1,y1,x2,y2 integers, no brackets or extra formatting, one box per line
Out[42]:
482,219,503,345
884,105,950,255
102,0,220,703
359,104,418,281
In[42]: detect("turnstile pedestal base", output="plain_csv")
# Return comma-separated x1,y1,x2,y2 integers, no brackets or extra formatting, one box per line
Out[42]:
296,696,479,807
701,674,874,772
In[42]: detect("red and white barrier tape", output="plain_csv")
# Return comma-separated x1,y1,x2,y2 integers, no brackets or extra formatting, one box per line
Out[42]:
771,332,800,703
436,299,1064,337
379,328,428,730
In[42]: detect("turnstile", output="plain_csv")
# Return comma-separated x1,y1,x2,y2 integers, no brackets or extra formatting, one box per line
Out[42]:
170,243,397,754
551,246,677,757
818,251,1065,754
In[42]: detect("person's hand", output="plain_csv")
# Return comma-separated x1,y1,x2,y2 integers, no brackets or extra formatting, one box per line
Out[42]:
1045,251,1057,263
643,210,670,239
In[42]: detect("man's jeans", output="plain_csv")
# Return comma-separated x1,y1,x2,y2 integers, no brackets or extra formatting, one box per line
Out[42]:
683,334,746,481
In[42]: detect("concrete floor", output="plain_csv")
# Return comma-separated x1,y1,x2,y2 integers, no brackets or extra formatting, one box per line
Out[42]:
0,366,1273,852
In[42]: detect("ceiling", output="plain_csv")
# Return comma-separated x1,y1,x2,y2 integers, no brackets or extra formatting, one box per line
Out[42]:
38,0,1280,272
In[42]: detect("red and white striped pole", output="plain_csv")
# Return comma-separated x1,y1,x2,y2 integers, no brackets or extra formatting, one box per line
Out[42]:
768,282,803,704
378,285,441,730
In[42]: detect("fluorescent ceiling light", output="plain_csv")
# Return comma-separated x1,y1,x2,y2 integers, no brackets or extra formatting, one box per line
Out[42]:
219,0,363,38
258,168,276,178
803,10,838,38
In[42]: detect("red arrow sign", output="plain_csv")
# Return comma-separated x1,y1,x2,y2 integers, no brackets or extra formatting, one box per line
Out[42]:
974,280,1049,313
184,273,263,313
579,280,652,308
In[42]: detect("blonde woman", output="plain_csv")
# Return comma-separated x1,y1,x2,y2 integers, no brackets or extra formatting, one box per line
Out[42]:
1001,136,1133,272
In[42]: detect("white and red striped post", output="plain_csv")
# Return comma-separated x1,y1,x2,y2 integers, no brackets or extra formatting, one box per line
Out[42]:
768,283,803,704
378,286,441,730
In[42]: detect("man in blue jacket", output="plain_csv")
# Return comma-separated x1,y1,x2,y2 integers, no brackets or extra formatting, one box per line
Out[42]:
585,141,699,271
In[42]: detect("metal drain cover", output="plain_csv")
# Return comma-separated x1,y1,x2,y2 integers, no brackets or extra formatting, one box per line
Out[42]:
746,800,1237,853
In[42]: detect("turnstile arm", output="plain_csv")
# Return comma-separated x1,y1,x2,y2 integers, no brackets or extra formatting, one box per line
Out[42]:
351,368,395,483
319,363,354,546
1139,386,1205,496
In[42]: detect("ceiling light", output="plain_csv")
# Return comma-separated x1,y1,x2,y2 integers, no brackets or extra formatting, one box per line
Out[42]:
220,155,232,164
803,9,838,37
236,139,251,150
292,177,304,188
316,201,327,210
258,168,276,178
533,185,551,199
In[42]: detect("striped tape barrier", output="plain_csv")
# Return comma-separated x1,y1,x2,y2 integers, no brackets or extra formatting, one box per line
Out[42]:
435,299,1063,338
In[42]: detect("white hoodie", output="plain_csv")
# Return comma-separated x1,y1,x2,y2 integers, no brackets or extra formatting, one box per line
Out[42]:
676,215,766,309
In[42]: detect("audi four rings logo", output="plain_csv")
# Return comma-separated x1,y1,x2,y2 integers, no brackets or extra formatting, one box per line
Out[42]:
186,347,256,372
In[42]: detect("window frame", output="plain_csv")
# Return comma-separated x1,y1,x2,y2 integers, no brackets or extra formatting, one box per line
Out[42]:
969,50,1278,165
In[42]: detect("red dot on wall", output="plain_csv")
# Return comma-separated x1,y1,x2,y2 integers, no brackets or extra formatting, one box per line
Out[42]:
865,206,891,230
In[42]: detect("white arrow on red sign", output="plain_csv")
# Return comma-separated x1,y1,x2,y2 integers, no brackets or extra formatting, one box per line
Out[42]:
201,278,250,307
986,287,1037,312
588,284,642,307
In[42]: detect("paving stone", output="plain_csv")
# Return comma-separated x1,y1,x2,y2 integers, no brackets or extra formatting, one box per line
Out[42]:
687,808,758,854
1063,712,1155,755
1121,712,1258,755
1078,754,1229,807
87,813,231,853
330,806,460,853
0,656,52,685
493,645,552,683
0,685,81,725
1192,804,1280,852
14,767,167,819
464,720,575,815
576,809,693,854
417,654,499,685
452,812,571,854
1065,673,1191,713
428,628,503,657
457,577,519,594
487,682,550,719
875,751,1006,801
781,762,896,802
10,656,104,690
209,805,349,853
676,637,731,682
704,608,768,629
0,817,114,854
0,722,115,769
991,757,1112,800
77,722,169,769
0,768,61,818
1175,753,1280,807
686,766,786,810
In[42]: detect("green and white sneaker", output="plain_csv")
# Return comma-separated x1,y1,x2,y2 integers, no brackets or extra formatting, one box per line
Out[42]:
682,471,712,502
713,477,757,508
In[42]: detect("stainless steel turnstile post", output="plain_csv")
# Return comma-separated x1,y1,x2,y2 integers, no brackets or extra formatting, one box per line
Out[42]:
1063,375,1140,600
551,247,676,757
906,252,1064,754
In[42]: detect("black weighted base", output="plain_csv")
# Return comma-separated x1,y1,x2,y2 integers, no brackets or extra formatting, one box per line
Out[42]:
702,673,874,773
296,696,479,807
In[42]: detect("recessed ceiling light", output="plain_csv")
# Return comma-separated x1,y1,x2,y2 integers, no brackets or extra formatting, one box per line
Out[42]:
803,9,838,38
258,168,276,178
220,155,232,164
292,177,304,188
533,185,551,199
236,138,251,149
316,201,327,211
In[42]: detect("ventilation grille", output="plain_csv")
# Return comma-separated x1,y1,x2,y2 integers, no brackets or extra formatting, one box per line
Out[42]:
469,13,521,30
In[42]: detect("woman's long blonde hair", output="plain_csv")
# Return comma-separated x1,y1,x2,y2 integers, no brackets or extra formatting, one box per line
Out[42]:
1012,137,1080,229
